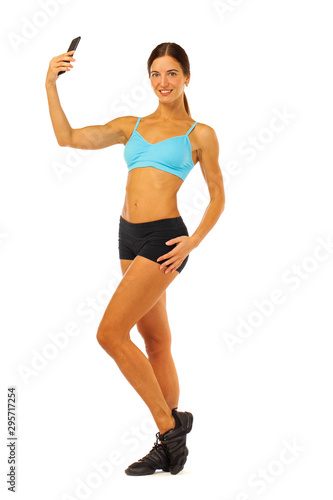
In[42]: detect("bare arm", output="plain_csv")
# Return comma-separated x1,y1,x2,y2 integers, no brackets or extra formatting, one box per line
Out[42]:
190,125,225,248
45,50,126,149
45,82,72,146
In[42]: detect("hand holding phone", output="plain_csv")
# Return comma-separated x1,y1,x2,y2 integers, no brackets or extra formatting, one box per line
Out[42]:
58,36,81,75
45,37,81,86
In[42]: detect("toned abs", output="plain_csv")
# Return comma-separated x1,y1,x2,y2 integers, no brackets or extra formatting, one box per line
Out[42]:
121,167,183,223
121,116,199,223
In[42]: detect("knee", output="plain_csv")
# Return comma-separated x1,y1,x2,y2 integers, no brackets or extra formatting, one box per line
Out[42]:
96,327,107,349
137,323,172,358
96,323,126,356
96,326,110,351
144,338,171,358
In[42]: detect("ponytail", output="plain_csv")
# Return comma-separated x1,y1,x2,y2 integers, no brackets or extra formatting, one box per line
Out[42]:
183,92,191,118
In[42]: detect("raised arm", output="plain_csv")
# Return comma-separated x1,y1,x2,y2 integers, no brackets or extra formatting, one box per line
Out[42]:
45,50,126,149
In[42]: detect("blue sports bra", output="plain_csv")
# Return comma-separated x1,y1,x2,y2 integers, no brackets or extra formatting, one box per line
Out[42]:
123,117,198,181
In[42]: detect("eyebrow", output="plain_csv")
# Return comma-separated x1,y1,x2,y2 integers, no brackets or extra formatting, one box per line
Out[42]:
151,69,179,73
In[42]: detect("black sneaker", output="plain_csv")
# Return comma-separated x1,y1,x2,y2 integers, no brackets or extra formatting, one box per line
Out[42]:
125,433,171,476
158,408,193,475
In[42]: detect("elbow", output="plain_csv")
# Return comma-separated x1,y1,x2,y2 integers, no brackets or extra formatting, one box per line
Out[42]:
58,129,73,148
57,135,72,148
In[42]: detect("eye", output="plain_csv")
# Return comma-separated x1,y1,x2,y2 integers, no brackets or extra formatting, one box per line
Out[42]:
151,72,177,77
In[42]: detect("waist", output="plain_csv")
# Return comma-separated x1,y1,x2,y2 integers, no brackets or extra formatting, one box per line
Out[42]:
121,204,181,223
120,214,183,228
119,214,186,238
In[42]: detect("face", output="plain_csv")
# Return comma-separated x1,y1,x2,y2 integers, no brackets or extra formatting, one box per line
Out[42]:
150,55,190,102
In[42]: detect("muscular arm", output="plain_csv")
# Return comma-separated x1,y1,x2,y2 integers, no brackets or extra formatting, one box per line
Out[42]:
45,82,126,149
190,125,225,248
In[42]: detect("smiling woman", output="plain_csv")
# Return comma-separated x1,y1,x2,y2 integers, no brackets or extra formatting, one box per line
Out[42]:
45,41,225,477
148,45,192,116
152,71,177,96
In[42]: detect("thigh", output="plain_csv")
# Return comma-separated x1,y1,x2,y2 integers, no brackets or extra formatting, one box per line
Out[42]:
120,258,134,276
120,258,169,341
99,256,178,335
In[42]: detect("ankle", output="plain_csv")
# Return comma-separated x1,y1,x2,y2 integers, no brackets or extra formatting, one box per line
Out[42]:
159,415,175,435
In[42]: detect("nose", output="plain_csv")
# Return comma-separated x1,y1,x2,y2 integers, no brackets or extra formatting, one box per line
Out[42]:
160,75,169,87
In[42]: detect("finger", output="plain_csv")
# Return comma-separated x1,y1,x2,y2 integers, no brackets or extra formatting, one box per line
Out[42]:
165,261,180,274
156,252,170,262
57,54,76,63
157,252,176,264
57,64,71,72
57,63,73,69
58,57,75,64
57,60,74,69
159,257,177,270
57,65,72,72
165,237,180,245
57,51,75,59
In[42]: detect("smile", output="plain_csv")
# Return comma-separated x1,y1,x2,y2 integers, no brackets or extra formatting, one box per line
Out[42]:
159,90,173,95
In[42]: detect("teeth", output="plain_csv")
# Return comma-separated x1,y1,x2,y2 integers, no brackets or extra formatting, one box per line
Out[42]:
161,90,172,94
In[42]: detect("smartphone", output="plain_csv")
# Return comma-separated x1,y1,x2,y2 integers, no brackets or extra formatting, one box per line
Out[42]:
58,36,81,76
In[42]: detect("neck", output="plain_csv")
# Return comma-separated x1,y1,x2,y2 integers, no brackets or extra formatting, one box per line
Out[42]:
153,93,189,121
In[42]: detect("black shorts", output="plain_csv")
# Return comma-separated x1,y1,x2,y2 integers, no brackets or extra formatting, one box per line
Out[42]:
118,215,190,273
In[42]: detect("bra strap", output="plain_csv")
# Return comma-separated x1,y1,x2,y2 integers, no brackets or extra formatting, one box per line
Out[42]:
186,121,198,136
133,117,141,132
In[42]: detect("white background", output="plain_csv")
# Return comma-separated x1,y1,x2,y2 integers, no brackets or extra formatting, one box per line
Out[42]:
1,0,333,499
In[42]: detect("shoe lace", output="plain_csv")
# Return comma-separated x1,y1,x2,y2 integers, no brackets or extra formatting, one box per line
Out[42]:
155,431,172,460
138,433,162,462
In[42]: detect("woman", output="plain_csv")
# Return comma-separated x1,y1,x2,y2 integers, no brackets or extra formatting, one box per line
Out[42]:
45,42,225,475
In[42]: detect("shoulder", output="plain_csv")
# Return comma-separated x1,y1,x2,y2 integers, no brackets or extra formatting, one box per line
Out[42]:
107,116,139,145
192,122,219,153
195,122,218,141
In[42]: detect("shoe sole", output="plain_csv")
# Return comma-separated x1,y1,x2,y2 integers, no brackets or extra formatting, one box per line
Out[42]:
125,468,156,476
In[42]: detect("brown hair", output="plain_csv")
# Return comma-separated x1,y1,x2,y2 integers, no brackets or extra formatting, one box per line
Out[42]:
147,42,191,117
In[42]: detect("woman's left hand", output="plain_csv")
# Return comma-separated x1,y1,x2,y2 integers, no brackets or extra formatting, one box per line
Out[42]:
156,236,196,274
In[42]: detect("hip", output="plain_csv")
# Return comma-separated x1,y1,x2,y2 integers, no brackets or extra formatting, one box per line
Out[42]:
118,214,188,241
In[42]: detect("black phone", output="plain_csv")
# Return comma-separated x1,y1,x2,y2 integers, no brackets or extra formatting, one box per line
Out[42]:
58,36,81,76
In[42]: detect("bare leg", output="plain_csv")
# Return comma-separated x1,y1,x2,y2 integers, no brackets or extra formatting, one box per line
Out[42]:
96,256,179,434
136,292,180,410
147,350,179,411
98,334,175,434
